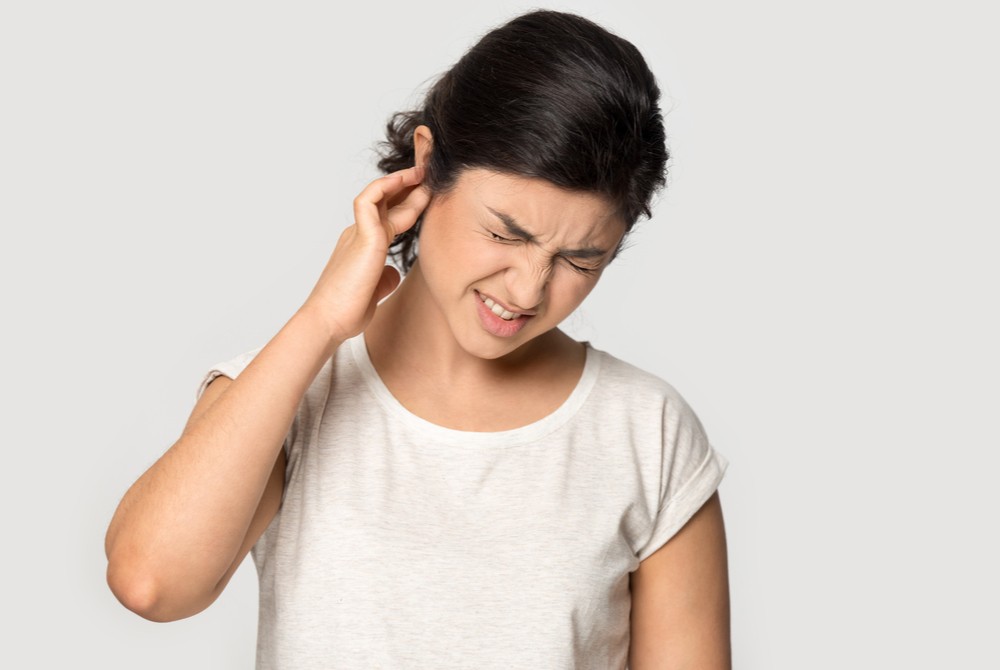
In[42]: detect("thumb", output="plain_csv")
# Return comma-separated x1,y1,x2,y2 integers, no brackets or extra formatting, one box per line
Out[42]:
373,264,402,304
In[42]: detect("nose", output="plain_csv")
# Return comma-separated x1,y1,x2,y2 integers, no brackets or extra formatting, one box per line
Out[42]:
503,251,552,312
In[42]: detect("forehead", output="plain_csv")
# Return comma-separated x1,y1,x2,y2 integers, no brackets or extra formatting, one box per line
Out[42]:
450,168,623,244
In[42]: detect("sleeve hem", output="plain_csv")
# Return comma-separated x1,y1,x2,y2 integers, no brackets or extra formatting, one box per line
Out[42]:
194,346,264,402
635,446,729,563
195,369,232,402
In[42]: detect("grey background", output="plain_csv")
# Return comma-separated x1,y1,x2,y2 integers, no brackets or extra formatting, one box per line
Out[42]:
2,0,997,667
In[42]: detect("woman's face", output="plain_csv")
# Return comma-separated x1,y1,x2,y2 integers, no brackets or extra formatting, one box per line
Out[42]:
411,167,625,360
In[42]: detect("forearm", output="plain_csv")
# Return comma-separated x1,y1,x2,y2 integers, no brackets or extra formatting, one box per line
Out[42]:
105,306,340,617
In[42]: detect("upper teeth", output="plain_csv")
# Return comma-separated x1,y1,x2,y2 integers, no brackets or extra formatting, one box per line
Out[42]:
480,293,520,320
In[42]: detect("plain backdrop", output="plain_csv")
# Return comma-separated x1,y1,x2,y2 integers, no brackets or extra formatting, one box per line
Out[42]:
2,0,997,667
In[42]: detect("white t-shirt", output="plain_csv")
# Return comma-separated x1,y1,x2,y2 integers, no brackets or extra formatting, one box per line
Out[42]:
196,332,729,669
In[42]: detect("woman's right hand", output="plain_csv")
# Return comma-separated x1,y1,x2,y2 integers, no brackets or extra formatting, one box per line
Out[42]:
105,165,430,623
300,165,430,343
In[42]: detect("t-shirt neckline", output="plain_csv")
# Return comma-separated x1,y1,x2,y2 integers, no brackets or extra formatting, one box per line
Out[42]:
349,331,602,447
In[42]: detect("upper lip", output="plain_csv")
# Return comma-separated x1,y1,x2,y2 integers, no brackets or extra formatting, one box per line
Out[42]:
476,290,537,317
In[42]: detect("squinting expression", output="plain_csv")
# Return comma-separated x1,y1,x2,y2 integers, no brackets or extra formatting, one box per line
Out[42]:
412,168,626,360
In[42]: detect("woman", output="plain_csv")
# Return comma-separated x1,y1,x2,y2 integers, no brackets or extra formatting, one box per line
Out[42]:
105,9,731,669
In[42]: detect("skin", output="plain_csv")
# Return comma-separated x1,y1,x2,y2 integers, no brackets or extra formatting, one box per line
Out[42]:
365,126,626,428
105,123,731,666
629,491,731,669
104,167,431,621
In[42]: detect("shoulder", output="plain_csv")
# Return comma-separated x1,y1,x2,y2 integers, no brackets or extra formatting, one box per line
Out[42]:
588,345,696,416
585,345,715,469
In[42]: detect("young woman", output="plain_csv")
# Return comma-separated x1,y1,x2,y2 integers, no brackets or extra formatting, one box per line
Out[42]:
105,10,731,669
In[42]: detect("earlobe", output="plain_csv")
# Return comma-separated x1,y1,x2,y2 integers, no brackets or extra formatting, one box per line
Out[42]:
413,125,433,168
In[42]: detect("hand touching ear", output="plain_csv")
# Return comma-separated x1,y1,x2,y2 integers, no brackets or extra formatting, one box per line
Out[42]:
301,165,430,342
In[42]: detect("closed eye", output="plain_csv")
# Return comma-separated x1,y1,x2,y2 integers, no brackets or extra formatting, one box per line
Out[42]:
488,228,600,275
564,259,599,275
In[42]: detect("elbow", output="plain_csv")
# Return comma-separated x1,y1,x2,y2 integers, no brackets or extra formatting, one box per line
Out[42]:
106,567,167,622
105,557,209,623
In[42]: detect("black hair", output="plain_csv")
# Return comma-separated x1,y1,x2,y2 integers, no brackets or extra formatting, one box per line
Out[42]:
375,9,668,273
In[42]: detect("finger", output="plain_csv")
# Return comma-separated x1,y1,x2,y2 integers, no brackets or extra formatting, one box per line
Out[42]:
355,166,426,211
386,184,433,236
353,167,425,237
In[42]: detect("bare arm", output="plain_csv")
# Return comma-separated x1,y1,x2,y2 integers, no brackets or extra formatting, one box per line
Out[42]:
104,165,431,622
104,308,340,622
628,491,731,669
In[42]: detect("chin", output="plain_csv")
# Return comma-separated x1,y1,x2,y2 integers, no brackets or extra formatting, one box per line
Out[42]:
465,325,555,362
462,338,521,361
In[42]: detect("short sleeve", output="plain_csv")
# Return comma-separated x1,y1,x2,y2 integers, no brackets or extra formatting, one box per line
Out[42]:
634,391,729,562
194,345,265,401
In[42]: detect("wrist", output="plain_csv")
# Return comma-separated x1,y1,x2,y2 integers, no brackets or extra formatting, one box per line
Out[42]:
289,303,348,355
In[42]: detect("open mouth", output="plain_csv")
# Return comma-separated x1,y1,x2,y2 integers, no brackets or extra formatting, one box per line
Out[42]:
477,292,522,321
473,290,534,338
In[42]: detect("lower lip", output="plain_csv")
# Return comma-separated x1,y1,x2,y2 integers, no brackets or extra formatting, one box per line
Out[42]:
475,291,533,337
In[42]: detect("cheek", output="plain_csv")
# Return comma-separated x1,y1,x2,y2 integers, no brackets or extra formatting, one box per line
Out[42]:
417,214,464,266
419,224,505,287
549,275,600,312
477,241,516,268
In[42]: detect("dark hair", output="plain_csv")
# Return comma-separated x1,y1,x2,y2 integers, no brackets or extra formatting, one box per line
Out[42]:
375,9,668,273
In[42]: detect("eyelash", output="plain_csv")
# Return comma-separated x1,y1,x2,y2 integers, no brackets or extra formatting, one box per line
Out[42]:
567,263,599,276
488,232,598,275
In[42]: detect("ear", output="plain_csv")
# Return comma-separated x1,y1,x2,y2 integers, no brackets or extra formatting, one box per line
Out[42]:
413,124,433,167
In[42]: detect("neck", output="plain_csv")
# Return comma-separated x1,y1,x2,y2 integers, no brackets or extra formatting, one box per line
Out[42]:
363,261,574,387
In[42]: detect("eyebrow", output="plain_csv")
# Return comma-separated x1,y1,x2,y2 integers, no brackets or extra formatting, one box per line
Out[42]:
486,207,610,260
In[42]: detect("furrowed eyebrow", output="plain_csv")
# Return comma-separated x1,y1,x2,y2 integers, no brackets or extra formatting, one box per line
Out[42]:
486,207,609,259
